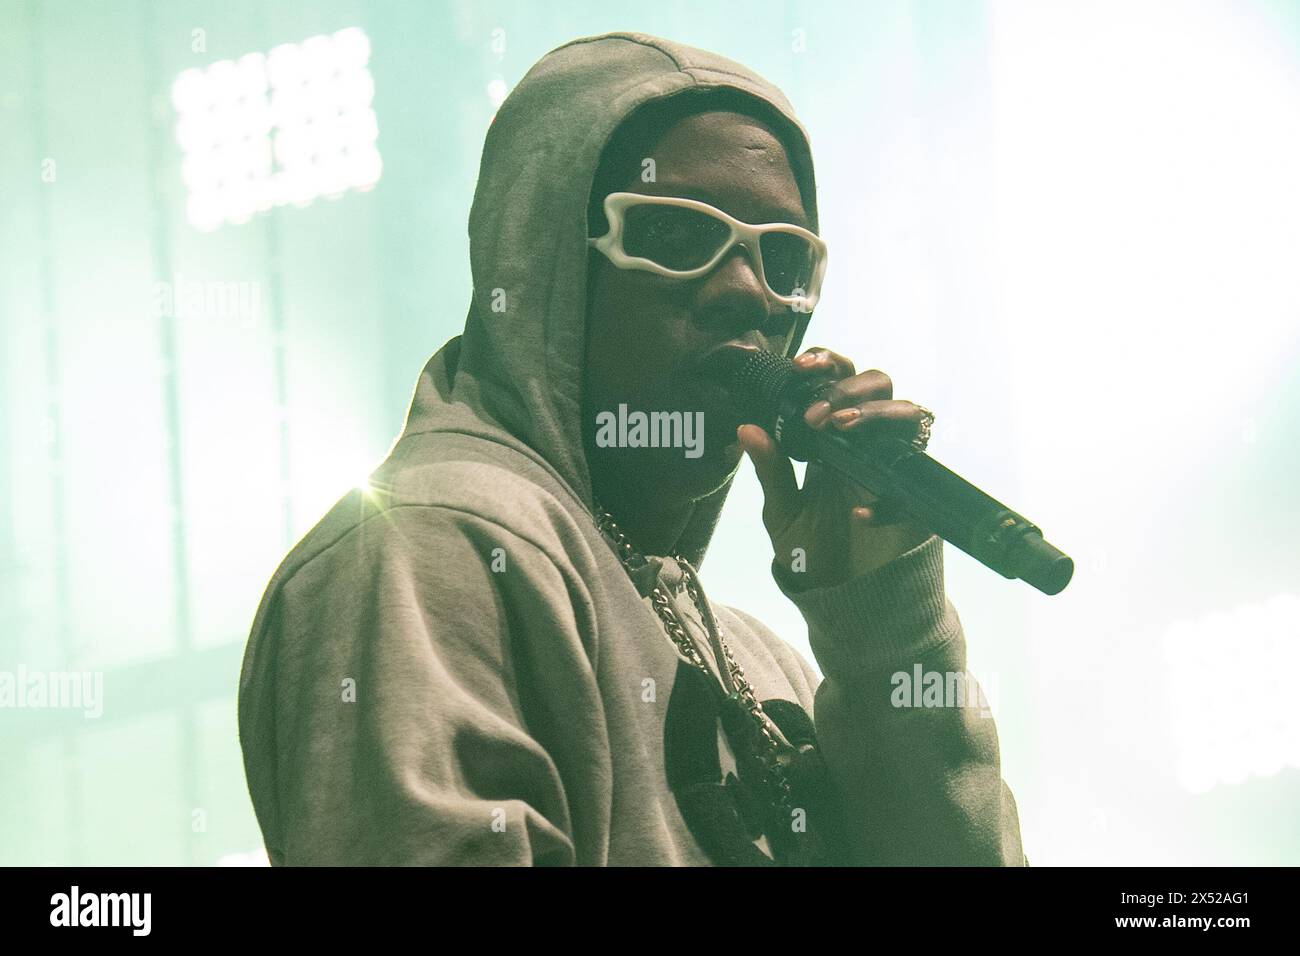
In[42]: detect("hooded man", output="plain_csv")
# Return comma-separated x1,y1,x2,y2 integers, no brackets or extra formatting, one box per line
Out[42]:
238,31,1026,866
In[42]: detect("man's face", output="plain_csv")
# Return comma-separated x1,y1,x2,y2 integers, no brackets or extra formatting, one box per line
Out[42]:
583,109,812,503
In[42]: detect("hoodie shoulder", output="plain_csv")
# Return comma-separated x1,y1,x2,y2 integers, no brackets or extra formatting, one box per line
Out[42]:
250,432,597,632
377,431,596,557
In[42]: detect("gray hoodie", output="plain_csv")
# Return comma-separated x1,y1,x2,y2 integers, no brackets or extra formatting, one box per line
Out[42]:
237,31,1026,866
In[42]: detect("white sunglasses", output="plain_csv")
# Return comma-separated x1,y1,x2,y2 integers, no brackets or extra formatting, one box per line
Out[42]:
587,192,828,312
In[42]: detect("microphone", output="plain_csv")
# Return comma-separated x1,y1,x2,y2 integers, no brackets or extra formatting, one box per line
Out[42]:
713,349,1074,596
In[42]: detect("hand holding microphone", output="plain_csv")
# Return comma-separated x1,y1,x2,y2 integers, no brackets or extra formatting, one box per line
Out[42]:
734,347,936,590
718,346,1073,596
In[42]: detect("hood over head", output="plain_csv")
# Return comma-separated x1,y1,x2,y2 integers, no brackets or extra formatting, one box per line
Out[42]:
395,31,820,566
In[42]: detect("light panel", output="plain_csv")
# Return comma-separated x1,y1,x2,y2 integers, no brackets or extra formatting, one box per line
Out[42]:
171,27,382,231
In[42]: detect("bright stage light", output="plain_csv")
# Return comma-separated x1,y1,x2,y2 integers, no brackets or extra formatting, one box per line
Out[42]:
171,27,382,232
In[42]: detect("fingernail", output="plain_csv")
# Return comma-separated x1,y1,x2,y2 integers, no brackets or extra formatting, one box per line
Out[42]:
804,400,832,426
794,353,815,366
831,407,861,425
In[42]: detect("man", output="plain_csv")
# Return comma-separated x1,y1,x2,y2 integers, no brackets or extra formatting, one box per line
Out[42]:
238,31,1025,866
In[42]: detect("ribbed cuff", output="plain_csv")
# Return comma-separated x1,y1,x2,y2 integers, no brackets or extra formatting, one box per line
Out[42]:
772,534,961,679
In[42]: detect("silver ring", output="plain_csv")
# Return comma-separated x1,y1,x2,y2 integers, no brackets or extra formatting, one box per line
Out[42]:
912,407,935,451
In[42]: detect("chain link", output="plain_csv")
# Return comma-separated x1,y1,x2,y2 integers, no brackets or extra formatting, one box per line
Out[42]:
594,501,795,815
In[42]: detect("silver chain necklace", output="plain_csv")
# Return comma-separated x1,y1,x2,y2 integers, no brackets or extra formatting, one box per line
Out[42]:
591,501,793,768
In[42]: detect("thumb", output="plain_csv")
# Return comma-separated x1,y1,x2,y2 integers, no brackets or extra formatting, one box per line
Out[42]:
738,424,801,532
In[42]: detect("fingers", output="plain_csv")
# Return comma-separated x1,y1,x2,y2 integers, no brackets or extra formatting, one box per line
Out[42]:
793,346,857,380
789,347,932,445
737,424,800,532
809,373,897,425
791,350,886,426
826,398,930,436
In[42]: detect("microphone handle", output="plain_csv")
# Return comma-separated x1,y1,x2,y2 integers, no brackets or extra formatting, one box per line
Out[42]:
772,391,1075,596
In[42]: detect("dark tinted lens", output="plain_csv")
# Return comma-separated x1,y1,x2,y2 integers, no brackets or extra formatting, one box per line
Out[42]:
759,231,817,297
623,204,730,270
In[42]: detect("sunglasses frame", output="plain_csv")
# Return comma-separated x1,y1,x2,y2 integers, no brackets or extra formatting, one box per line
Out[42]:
587,191,828,312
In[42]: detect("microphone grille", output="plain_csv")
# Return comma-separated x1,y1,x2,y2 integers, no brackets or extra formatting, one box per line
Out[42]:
726,350,796,424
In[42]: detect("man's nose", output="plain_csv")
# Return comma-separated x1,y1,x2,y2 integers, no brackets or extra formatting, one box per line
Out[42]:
694,244,772,335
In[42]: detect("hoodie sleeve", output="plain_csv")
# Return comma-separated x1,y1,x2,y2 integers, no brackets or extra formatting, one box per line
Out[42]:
238,504,600,866
770,534,1027,866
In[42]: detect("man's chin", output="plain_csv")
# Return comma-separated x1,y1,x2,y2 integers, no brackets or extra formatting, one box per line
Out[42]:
602,443,742,505
685,437,747,501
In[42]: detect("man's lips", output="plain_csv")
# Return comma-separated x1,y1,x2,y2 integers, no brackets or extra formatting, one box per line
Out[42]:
687,343,762,395
695,342,763,377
